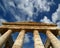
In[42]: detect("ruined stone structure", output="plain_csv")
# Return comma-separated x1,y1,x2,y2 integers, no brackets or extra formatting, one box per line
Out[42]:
0,22,60,48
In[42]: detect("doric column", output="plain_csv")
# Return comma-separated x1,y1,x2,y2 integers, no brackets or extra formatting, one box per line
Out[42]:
58,31,60,36
49,46,53,48
12,30,25,48
0,29,12,48
46,30,60,48
0,33,1,37
44,38,50,48
33,30,44,48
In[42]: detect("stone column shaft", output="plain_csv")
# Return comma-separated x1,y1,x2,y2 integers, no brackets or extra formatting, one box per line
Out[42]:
44,38,50,48
46,30,60,48
12,30,25,48
0,29,12,48
33,30,44,48
58,31,60,36
0,33,1,37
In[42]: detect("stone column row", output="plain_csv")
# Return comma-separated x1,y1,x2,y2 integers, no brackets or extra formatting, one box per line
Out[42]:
0,29,60,48
0,29,12,48
12,29,60,48
0,29,25,48
46,30,60,48
12,30,45,48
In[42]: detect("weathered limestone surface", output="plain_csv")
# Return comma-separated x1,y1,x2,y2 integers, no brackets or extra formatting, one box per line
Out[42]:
0,33,1,37
0,25,59,30
44,38,50,48
46,30,60,48
2,22,57,26
33,30,44,48
0,30,12,48
58,31,60,36
12,30,25,48
0,22,60,48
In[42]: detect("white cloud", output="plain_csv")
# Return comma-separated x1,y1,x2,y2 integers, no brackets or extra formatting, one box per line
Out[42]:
34,0,51,12
0,18,7,26
15,0,55,21
40,16,53,23
17,0,54,17
2,0,55,22
8,1,15,7
27,16,34,21
24,34,30,43
52,4,60,23
57,22,60,28
17,0,33,17
14,15,22,21
52,4,60,27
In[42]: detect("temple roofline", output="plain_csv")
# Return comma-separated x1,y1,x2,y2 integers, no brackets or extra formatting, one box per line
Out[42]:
2,22,57,26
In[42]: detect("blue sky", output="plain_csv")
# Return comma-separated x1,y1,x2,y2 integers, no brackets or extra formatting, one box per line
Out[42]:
0,0,60,48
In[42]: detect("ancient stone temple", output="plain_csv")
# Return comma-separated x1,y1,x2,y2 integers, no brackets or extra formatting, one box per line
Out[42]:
0,22,60,48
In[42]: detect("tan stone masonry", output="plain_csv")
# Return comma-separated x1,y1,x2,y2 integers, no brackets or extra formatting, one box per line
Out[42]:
0,22,60,48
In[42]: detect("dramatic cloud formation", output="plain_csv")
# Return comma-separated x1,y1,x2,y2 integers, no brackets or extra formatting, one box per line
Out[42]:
52,4,60,27
40,4,60,28
1,0,54,21
52,4,60,23
40,16,52,23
